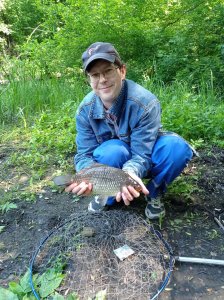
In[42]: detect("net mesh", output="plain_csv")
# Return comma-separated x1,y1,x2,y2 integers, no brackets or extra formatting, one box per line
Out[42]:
31,210,173,299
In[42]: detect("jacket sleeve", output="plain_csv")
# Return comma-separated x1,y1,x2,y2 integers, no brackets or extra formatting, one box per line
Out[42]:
122,99,161,178
74,112,99,172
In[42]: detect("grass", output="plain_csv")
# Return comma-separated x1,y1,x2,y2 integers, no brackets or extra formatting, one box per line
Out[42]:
0,77,89,126
1,104,77,163
143,78,224,146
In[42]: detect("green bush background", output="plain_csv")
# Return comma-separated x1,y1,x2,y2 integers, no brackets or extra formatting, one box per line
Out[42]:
0,0,223,148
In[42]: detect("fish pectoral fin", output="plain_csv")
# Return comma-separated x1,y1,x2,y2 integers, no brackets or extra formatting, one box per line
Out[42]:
53,174,74,186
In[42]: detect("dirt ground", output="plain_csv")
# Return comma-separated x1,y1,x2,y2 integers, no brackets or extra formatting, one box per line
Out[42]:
0,145,224,299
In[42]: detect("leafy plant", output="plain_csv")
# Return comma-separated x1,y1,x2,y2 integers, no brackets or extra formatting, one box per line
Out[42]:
206,229,220,240
0,226,5,233
0,269,107,300
0,287,19,300
169,218,184,232
0,202,17,213
0,269,78,300
37,269,64,298
165,174,200,202
6,101,77,175
91,289,107,300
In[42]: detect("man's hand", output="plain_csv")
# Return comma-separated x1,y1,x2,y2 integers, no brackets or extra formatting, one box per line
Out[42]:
65,182,93,196
116,172,149,206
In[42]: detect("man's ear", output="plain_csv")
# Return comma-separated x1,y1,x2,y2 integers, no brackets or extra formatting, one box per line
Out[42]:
120,65,126,80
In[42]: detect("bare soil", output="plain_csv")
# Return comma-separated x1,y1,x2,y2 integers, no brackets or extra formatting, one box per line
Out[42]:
0,145,224,299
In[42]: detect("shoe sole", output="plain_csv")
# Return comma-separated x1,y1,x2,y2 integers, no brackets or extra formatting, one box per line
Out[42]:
145,208,166,220
88,202,108,213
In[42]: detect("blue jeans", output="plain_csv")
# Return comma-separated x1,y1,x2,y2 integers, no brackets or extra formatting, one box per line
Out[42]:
93,136,193,205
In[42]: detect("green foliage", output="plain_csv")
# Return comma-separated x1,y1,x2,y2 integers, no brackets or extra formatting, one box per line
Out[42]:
1,0,224,89
91,289,107,300
37,269,64,298
168,211,202,233
165,174,200,201
1,73,223,147
0,225,5,233
206,229,220,240
0,269,72,300
7,102,77,176
0,202,17,213
0,269,105,300
9,271,34,298
0,287,19,300
143,78,224,144
3,0,45,45
0,71,87,125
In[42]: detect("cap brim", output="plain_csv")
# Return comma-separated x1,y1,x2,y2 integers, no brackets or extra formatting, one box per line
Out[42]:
84,54,116,71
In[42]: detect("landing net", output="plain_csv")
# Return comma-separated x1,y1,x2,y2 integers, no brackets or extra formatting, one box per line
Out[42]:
30,209,174,299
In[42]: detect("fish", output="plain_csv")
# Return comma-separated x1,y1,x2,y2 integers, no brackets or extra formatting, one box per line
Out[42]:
53,163,142,197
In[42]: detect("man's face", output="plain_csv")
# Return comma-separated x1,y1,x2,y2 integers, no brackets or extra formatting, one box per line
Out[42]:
87,60,126,107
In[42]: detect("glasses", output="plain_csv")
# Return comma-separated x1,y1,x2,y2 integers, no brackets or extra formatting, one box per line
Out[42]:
87,66,119,83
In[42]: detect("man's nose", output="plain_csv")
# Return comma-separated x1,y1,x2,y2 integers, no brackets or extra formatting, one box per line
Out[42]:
99,72,107,82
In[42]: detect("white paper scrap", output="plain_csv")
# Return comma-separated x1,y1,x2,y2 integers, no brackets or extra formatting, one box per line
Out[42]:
113,244,135,261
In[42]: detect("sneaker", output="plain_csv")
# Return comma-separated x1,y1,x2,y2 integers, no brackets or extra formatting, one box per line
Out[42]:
88,196,108,213
145,197,165,220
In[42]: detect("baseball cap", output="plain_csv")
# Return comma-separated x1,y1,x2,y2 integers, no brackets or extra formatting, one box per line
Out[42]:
82,42,122,71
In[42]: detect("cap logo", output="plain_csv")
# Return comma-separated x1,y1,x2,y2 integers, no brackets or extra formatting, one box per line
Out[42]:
88,45,99,56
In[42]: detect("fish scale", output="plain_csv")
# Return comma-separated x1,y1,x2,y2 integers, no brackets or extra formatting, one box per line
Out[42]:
53,163,142,197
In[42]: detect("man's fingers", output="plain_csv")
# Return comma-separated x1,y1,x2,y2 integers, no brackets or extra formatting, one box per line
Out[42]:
82,183,93,195
122,192,130,206
117,184,145,206
116,191,122,202
127,185,140,198
65,182,92,196
65,182,77,192
141,185,149,195
76,182,89,195
122,186,133,201
126,171,149,196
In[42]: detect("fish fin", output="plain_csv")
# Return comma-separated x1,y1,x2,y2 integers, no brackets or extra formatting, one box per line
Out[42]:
98,196,108,206
81,163,106,171
53,174,74,186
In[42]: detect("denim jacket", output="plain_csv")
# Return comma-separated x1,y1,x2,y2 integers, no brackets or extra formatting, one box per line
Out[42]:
74,79,161,178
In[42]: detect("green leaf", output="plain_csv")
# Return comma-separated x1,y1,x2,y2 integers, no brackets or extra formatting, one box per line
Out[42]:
50,292,65,300
39,270,64,298
22,294,36,300
174,219,182,225
185,232,192,236
19,271,32,293
0,226,5,233
66,292,80,300
95,289,107,300
0,287,19,300
8,282,23,295
0,202,17,213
